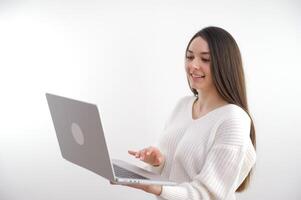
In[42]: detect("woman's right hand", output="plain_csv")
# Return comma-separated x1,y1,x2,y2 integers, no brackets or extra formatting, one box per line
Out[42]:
128,146,164,167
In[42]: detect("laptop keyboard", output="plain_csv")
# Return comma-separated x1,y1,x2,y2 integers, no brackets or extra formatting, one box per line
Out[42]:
113,164,148,180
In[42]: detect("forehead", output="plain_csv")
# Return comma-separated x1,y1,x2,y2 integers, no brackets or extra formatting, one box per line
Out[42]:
188,36,209,53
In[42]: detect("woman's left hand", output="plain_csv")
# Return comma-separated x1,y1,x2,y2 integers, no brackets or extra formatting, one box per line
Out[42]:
110,181,162,196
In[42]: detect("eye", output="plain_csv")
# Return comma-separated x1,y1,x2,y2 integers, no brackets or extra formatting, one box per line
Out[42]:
186,55,194,60
201,58,210,63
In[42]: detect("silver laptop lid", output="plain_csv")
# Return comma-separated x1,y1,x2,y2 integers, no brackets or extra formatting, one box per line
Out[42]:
46,93,115,181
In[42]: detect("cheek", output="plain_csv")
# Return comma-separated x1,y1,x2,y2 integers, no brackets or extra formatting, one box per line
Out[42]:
203,64,211,75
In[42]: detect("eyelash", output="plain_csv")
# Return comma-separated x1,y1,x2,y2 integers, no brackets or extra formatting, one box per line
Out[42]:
185,56,210,63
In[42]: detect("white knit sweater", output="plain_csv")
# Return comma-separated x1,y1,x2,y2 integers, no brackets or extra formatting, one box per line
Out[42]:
148,95,256,200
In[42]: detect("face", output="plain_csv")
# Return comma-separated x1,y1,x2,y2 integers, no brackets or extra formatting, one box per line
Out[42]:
185,36,214,93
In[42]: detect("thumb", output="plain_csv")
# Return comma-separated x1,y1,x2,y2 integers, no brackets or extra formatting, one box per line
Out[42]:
110,181,117,185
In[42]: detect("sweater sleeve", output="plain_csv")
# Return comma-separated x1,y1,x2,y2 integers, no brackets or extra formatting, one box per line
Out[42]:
159,115,256,200
144,96,193,175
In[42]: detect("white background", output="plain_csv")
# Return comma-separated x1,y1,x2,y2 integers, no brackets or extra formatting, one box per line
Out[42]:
0,0,300,199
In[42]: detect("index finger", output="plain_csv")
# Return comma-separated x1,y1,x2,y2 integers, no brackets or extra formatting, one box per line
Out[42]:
146,147,154,155
128,150,137,156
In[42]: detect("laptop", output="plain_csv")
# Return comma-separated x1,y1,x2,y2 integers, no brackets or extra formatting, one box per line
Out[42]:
46,93,176,185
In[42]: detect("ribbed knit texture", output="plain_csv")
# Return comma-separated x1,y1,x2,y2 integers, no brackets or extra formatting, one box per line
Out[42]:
148,95,256,200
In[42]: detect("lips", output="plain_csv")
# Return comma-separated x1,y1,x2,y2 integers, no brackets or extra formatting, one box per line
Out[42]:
191,73,205,78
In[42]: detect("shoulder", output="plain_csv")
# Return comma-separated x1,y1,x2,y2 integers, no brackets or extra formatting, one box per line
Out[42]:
214,104,252,145
219,104,251,125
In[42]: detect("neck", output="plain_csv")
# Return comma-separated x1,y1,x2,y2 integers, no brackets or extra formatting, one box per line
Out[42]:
195,87,227,113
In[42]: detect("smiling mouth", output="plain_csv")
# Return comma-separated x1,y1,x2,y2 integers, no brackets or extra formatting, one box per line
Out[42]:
190,73,205,79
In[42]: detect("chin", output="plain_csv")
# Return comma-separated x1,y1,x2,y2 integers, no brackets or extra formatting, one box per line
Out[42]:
191,83,205,90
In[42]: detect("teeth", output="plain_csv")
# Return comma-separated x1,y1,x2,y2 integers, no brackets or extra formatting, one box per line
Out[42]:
191,74,205,78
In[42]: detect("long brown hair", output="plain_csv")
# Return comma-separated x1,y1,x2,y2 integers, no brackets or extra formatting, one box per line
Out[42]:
185,26,256,192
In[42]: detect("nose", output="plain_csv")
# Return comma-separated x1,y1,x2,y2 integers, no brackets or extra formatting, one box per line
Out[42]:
188,59,201,70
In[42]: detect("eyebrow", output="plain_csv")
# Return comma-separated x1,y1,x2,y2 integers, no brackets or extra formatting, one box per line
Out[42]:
187,50,210,55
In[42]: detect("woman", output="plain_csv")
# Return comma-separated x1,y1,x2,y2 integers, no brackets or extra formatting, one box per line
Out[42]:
116,26,256,200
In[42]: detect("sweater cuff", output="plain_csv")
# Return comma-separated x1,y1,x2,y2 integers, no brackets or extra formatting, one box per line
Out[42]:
160,185,187,200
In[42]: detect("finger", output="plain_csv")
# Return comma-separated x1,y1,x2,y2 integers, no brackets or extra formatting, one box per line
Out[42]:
155,156,163,165
140,149,146,160
143,148,150,159
135,150,141,158
125,184,147,190
146,147,154,156
128,150,137,156
110,181,117,185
